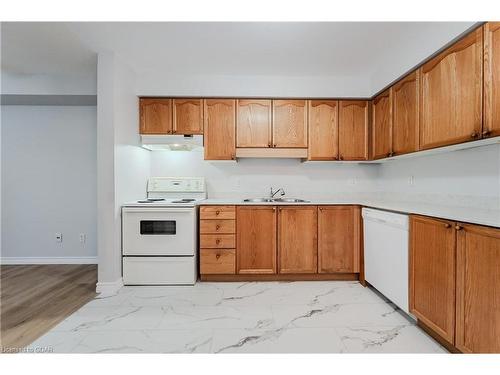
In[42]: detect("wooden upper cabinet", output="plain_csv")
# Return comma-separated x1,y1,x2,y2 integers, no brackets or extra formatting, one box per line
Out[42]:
410,215,456,345
456,224,500,353
203,99,236,160
236,206,277,274
272,100,308,148
484,22,500,138
419,29,483,150
318,206,360,273
237,99,272,147
372,89,393,159
139,98,172,134
338,100,370,160
278,206,318,274
392,71,420,155
173,99,203,135
308,100,339,160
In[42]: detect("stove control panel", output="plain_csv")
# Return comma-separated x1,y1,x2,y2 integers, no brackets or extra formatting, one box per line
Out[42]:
148,177,206,193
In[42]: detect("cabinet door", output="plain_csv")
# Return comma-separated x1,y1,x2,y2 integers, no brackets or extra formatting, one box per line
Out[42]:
139,98,172,134
308,100,339,160
338,100,369,161
392,71,420,155
278,206,318,274
409,215,456,345
456,224,500,353
173,99,203,135
484,22,500,138
272,100,307,148
236,206,277,274
203,99,236,160
318,206,360,273
237,99,272,147
372,89,393,159
419,29,483,149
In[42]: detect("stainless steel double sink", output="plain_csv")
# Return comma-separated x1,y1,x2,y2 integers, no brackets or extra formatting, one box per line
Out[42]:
242,197,310,203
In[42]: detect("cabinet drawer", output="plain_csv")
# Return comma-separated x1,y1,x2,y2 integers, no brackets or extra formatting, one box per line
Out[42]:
200,219,235,234
200,234,236,248
200,206,236,220
200,249,236,274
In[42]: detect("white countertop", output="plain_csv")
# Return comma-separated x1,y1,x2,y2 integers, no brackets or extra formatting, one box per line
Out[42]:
198,197,500,228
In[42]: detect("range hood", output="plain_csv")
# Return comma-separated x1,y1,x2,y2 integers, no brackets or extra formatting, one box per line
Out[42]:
141,135,203,151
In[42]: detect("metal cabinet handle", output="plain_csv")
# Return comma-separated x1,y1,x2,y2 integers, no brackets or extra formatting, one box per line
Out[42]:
339,155,344,161
215,211,220,216
470,132,478,139
482,130,491,137
215,239,221,244
268,142,272,148
215,225,220,231
444,223,451,228
455,225,463,231
215,253,221,260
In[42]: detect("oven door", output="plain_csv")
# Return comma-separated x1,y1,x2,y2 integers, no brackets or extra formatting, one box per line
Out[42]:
122,207,196,256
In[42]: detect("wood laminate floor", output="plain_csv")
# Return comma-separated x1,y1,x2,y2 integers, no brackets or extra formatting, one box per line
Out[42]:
0,264,97,351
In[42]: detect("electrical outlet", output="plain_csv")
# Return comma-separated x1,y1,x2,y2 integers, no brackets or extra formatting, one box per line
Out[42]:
55,233,63,243
79,233,86,244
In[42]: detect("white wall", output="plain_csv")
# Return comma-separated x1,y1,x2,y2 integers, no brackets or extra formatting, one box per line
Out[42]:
1,105,97,262
149,144,500,210
150,151,379,198
2,71,96,95
96,52,150,291
137,74,372,98
374,144,500,209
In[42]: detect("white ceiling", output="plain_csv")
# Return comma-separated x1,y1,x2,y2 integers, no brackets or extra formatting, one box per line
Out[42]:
1,22,476,96
1,22,96,76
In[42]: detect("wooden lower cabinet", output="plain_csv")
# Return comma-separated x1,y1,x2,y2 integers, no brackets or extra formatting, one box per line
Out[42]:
278,206,318,274
410,215,500,353
200,249,235,274
318,206,360,273
236,206,277,274
199,206,236,275
456,223,500,353
410,215,456,345
200,204,362,280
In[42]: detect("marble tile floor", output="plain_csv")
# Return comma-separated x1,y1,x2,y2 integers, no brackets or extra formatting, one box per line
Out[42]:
26,281,447,353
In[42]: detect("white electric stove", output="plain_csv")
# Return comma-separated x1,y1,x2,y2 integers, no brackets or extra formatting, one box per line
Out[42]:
122,177,206,285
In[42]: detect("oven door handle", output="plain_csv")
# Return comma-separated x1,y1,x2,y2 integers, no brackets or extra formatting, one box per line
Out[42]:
122,207,194,213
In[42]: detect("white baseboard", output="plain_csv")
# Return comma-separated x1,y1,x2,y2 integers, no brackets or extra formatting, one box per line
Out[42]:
0,256,98,265
96,278,123,296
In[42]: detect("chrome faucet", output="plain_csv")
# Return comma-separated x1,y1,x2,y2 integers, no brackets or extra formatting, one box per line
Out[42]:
270,187,286,198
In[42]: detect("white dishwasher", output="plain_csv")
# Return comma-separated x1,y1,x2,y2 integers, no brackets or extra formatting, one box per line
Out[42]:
362,208,411,315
